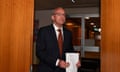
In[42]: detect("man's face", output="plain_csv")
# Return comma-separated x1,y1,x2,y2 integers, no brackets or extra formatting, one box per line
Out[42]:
52,8,66,26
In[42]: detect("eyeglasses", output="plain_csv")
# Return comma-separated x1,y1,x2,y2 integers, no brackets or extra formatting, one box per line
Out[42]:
54,13,66,16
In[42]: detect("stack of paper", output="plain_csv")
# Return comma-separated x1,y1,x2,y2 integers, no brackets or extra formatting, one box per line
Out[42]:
66,53,79,72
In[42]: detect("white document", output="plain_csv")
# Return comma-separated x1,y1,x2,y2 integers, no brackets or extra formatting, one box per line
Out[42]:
66,53,79,72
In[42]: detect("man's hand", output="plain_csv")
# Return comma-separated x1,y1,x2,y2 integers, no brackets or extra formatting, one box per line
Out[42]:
76,60,81,68
58,59,81,68
58,60,69,69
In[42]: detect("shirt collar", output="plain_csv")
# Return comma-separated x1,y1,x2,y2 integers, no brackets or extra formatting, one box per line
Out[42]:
53,24,63,31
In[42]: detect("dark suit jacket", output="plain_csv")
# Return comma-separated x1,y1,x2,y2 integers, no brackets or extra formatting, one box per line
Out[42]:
36,24,74,72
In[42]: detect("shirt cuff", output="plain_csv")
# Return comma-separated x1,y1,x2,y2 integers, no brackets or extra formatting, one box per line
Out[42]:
56,59,60,66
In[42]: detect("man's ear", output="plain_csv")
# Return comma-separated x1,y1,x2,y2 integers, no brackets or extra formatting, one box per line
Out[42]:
51,15,54,21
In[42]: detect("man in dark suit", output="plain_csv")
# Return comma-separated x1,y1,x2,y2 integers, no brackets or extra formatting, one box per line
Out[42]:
36,7,81,72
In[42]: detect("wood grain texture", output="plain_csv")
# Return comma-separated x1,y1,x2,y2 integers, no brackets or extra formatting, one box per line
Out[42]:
101,0,120,72
0,0,34,72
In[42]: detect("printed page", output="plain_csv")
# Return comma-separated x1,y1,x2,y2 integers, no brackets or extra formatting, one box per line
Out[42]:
66,53,79,72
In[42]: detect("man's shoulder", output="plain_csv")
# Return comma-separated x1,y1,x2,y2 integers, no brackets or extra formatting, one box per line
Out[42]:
39,25,52,31
63,27,72,33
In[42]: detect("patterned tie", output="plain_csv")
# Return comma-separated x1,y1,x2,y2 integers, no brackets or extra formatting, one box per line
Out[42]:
57,29,63,57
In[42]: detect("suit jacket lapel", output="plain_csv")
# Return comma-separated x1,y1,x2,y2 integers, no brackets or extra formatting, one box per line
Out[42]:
50,24,56,37
63,27,67,50
50,24,58,44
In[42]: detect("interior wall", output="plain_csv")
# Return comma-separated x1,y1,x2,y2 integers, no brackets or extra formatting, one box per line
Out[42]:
35,7,99,28
0,0,34,72
101,0,120,72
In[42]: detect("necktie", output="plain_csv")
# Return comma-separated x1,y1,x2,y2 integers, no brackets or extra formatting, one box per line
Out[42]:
57,29,63,57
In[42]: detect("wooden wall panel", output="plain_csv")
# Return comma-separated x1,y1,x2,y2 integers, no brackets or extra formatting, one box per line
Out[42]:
0,0,34,72
101,0,120,72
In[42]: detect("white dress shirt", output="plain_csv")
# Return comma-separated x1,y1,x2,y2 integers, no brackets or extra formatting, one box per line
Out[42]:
53,24,64,66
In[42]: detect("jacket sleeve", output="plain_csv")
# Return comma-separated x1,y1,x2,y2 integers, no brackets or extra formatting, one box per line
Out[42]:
36,28,57,68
